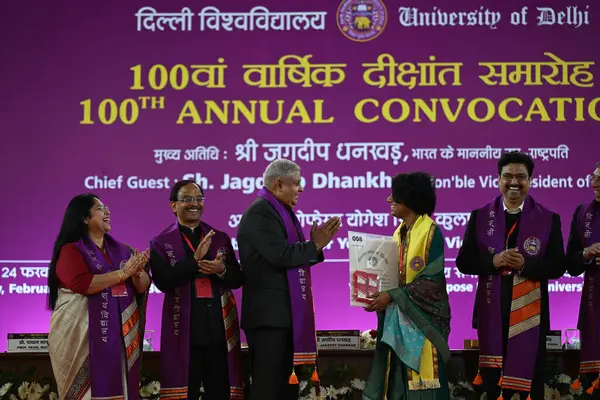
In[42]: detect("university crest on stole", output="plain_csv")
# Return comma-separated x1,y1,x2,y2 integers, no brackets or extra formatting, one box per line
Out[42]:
409,256,425,272
523,237,541,256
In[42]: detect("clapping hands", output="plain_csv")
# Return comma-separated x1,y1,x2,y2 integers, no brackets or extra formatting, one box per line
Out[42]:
493,248,524,270
122,249,149,278
198,254,225,275
194,230,215,261
310,217,342,251
192,231,226,275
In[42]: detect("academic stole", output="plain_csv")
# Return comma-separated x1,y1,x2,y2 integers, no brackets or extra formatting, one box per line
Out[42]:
101,246,141,372
396,219,440,390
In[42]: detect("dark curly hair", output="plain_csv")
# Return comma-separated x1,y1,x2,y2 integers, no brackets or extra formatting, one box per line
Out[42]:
497,151,534,177
391,172,436,216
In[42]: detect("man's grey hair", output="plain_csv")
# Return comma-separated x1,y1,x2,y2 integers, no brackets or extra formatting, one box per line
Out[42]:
263,159,301,188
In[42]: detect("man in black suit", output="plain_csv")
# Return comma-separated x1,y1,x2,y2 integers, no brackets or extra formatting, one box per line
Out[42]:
150,180,245,400
566,162,600,392
456,151,566,399
237,159,341,400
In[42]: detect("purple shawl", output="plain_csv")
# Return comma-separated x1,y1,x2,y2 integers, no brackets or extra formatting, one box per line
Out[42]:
576,201,600,373
256,188,318,374
475,195,552,392
150,221,244,400
74,234,142,400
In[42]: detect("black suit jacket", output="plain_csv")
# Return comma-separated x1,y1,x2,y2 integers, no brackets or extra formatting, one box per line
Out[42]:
566,203,596,277
566,203,599,330
456,207,566,342
237,197,324,331
150,224,245,345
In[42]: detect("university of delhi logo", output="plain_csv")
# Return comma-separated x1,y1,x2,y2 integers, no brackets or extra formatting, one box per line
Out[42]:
523,237,541,256
410,256,425,272
337,0,387,42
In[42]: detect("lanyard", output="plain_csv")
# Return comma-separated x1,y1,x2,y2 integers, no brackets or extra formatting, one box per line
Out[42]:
183,232,204,253
505,219,519,250
398,229,408,272
100,246,113,267
501,219,520,276
399,238,403,272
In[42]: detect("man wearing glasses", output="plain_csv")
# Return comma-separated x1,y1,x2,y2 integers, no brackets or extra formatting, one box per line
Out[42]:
456,151,566,400
566,162,600,392
150,180,245,400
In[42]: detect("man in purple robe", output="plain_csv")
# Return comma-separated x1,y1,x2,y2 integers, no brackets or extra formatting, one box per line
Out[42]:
237,159,341,400
150,180,245,400
567,161,600,393
456,151,566,399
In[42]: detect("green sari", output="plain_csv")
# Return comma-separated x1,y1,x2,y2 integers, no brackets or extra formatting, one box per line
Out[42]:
363,216,451,400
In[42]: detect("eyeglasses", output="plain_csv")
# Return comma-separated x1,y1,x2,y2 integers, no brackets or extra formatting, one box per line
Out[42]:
178,196,205,204
501,174,529,182
95,205,109,212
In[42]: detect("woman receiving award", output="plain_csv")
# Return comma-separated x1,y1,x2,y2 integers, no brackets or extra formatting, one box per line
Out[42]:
363,172,451,400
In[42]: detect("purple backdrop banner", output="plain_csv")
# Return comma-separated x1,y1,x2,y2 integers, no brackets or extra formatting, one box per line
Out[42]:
0,0,598,352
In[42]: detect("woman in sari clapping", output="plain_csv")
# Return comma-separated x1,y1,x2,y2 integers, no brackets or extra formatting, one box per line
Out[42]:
47,194,151,400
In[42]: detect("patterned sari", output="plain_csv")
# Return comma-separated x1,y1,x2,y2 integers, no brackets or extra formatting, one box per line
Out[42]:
363,215,451,400
48,235,148,400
